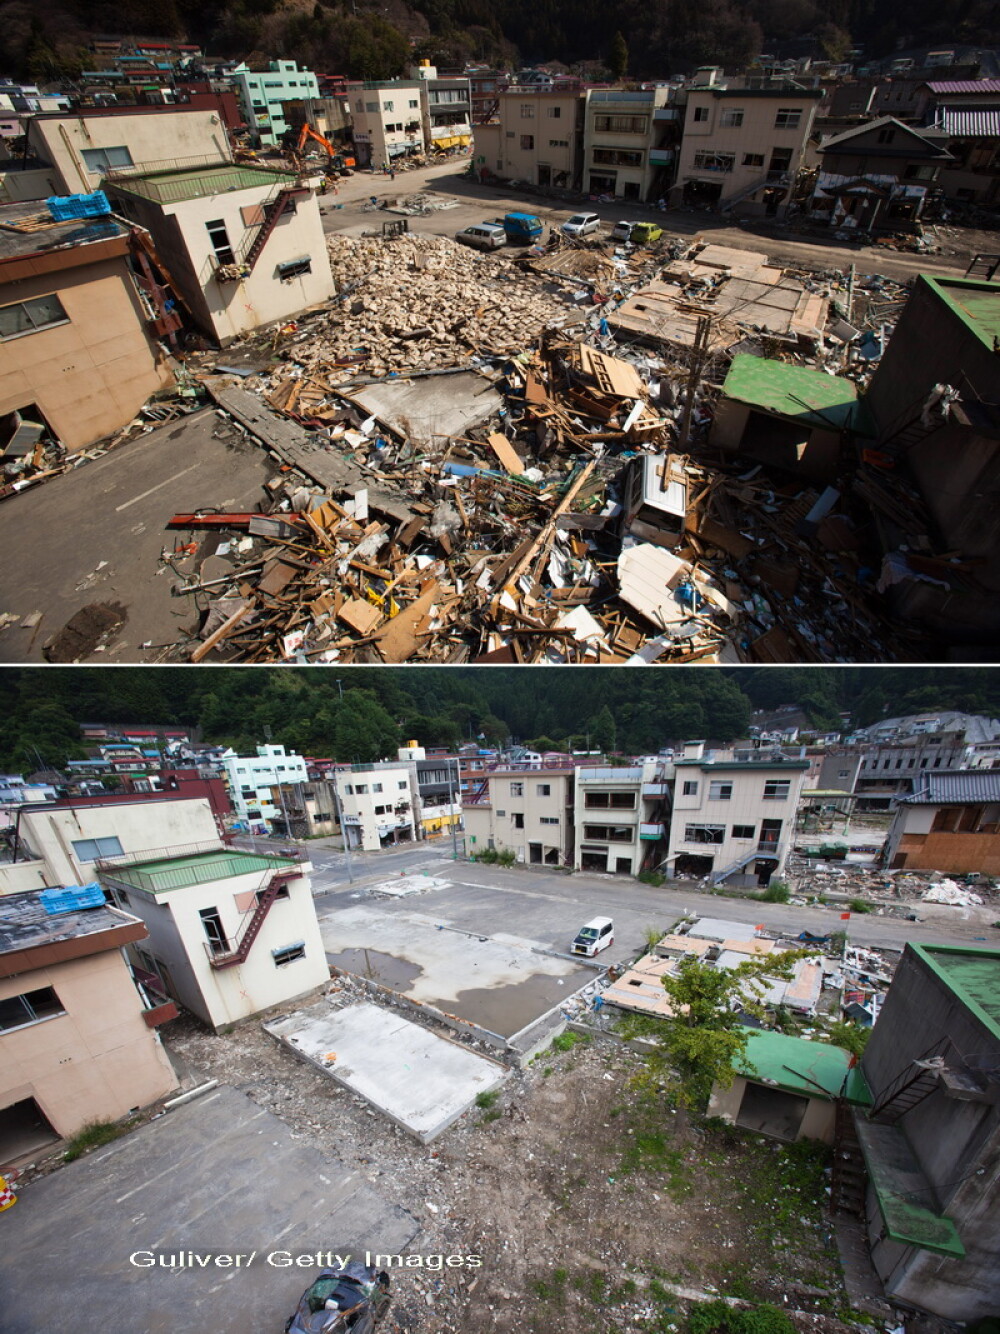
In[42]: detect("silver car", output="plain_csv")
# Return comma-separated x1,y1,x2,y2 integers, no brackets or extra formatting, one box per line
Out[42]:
562,212,601,237
455,223,507,250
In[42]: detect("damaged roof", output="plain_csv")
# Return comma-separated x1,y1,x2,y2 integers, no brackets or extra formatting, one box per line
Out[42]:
899,770,1000,804
735,1029,862,1101
721,355,872,434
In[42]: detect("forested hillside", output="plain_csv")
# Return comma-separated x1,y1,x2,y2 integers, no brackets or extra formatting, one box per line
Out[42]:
2,668,999,772
6,0,1000,85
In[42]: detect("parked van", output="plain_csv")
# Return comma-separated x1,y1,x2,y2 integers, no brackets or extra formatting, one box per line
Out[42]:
455,223,507,250
572,916,614,956
562,211,601,238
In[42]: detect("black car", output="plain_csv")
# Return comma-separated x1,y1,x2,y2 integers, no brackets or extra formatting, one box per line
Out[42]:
285,1262,390,1333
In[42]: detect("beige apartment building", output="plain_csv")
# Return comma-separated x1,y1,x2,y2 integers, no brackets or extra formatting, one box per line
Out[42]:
25,105,233,196
474,86,584,189
105,162,334,345
0,205,174,452
583,86,676,201
463,766,575,866
665,741,810,886
672,82,823,215
346,80,425,168
0,890,179,1163
573,762,669,876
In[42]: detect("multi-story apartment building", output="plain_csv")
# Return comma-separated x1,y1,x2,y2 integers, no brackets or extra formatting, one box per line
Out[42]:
463,765,576,866
346,80,425,168
583,86,676,200
573,761,669,876
232,60,320,147
98,844,327,1030
473,85,585,189
334,764,417,852
222,745,308,833
672,78,823,214
665,740,810,886
411,63,473,156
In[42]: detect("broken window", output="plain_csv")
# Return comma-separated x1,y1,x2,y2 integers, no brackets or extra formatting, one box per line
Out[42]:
272,942,306,966
277,256,312,281
205,218,235,265
693,106,709,122
732,824,755,839
692,151,735,173
684,824,725,844
0,294,69,340
513,813,525,829
0,986,65,1032
743,152,765,167
521,134,534,150
583,824,633,842
720,109,744,127
199,907,229,956
510,782,524,796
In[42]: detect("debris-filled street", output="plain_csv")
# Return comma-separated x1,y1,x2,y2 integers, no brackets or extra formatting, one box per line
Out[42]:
0,199,989,662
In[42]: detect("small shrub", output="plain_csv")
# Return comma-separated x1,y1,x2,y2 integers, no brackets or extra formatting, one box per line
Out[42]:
480,1108,502,1123
475,1090,499,1109
757,879,790,903
639,871,665,887
552,1031,587,1052
688,1299,796,1334
64,1118,134,1162
848,898,873,914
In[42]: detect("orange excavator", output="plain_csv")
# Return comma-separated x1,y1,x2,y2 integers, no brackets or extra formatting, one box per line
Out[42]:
294,123,355,174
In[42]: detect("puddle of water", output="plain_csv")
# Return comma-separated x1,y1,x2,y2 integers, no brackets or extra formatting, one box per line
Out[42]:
327,948,424,990
446,966,594,1038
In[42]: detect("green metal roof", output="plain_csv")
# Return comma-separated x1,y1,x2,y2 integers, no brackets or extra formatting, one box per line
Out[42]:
110,164,296,205
722,354,873,435
919,274,1000,353
911,943,1000,1041
101,849,298,894
855,1119,965,1258
736,1029,866,1102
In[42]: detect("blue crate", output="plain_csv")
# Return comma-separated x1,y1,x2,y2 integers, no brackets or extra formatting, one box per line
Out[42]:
39,883,106,914
46,191,112,222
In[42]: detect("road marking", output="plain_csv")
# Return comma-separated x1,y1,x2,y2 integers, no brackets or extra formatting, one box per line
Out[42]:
115,462,202,512
116,1160,182,1203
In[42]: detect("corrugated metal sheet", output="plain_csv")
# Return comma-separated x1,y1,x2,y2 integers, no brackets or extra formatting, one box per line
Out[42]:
926,79,1000,94
937,108,1000,136
902,771,1000,804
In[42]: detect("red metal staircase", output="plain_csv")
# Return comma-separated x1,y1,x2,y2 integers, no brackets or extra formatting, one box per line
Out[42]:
240,185,309,272
210,868,299,969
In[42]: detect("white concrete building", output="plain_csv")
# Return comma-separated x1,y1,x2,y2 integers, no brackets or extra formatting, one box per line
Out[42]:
222,745,308,833
334,765,416,852
573,761,670,876
463,766,575,866
105,161,334,345
665,741,810,886
98,845,327,1031
0,795,222,895
346,80,425,168
233,60,320,147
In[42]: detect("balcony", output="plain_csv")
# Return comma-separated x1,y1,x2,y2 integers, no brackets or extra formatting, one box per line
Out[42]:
653,106,680,121
642,783,668,797
649,148,675,165
640,823,665,840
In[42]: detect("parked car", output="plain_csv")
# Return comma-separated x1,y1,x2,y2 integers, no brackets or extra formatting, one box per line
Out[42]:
455,223,507,251
491,212,544,243
612,220,639,241
285,1262,390,1334
561,211,601,238
612,220,663,245
571,916,614,957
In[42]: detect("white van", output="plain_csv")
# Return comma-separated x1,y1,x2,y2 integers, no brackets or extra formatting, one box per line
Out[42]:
572,916,614,957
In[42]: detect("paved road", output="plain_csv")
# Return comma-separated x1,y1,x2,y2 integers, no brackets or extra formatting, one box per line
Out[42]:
317,156,971,285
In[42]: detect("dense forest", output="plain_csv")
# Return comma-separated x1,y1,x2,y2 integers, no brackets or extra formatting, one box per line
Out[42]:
5,0,1000,86
2,668,999,772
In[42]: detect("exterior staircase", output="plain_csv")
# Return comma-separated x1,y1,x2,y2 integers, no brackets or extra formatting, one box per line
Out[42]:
209,868,299,969
721,171,790,213
868,1037,950,1123
830,1100,867,1218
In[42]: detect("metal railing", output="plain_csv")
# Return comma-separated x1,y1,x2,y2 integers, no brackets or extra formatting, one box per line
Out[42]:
98,842,301,894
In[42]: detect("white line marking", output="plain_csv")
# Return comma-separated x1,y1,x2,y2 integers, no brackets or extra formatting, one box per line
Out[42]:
115,463,201,512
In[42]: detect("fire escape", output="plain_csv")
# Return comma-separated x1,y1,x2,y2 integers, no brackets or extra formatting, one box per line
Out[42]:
208,868,299,969
215,182,311,282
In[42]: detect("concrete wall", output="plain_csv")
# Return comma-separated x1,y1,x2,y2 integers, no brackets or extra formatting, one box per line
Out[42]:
584,89,670,200
0,861,53,894
0,252,173,451
0,950,179,1139
667,762,807,879
708,1076,837,1142
860,945,1000,1319
119,862,328,1029
347,83,424,167
18,797,220,886
481,90,581,187
27,109,232,194
0,166,62,201
573,762,664,875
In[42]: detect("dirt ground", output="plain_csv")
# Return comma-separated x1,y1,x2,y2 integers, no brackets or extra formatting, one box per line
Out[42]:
165,1013,857,1334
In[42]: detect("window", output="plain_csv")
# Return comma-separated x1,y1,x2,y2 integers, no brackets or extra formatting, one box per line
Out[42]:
496,809,506,817
583,824,633,842
692,151,735,173
510,782,524,796
205,218,234,265
682,781,698,796
774,108,802,128
877,127,895,143
547,106,561,118
683,824,725,844
505,131,515,139
904,163,936,180
344,784,353,795
536,783,551,797
709,781,733,801
277,257,312,280
0,294,69,340
721,109,744,127
593,147,643,166
71,835,123,862
513,813,525,829
0,986,65,1032
373,783,383,793
272,942,306,966
732,824,755,839
763,780,790,800
743,152,764,167
540,816,559,825
383,100,394,111
199,907,229,956
521,104,535,118
398,781,407,790
521,134,534,150
409,99,419,108
550,138,569,147
81,144,134,172
355,784,368,794
594,114,648,133
365,101,378,113
693,106,709,122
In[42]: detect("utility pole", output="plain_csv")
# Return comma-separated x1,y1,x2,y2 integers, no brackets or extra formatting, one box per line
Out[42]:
448,757,460,860
332,776,354,884
677,314,713,452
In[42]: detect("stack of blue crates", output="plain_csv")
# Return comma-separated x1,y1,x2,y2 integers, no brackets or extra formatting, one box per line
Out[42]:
39,883,106,914
46,191,112,222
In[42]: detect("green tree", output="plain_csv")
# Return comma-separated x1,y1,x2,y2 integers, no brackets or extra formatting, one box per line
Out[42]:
625,951,809,1123
609,29,628,79
589,703,616,754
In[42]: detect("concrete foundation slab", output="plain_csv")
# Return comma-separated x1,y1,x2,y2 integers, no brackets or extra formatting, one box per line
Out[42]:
348,372,503,445
265,1000,508,1142
369,874,451,896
